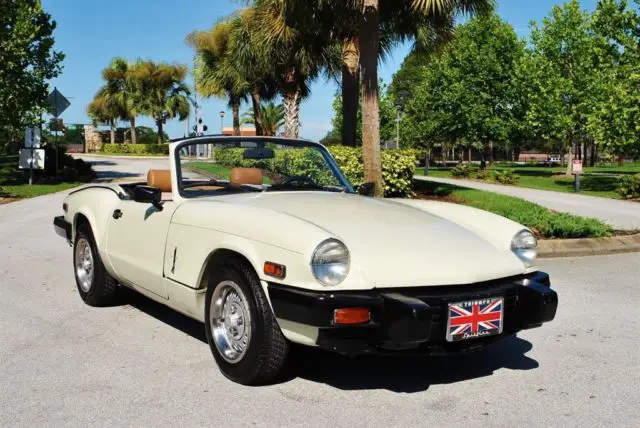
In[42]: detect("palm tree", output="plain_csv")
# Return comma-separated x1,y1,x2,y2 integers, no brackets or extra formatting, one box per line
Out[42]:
86,89,119,144
188,21,248,135
251,1,339,138
101,57,142,144
242,102,285,136
131,60,191,143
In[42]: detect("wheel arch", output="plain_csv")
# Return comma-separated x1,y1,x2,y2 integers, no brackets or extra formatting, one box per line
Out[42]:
197,248,259,290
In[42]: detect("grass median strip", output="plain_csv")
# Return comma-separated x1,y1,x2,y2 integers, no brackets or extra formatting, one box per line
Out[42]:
414,179,613,239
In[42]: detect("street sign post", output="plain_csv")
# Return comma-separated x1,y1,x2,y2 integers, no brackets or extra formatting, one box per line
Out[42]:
23,127,43,185
572,159,583,192
46,87,71,176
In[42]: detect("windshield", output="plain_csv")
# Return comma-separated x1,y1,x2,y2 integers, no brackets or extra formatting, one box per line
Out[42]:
176,137,354,198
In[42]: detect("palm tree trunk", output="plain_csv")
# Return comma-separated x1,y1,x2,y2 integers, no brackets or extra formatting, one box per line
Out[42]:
283,69,301,138
360,0,383,197
110,120,115,145
342,38,360,147
251,90,264,136
130,117,137,144
156,118,164,144
232,98,241,136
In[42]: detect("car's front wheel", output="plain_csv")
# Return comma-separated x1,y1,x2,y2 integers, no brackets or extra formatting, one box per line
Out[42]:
204,261,289,385
73,223,117,306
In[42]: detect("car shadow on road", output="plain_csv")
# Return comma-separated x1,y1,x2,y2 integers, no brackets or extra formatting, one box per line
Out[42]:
93,171,142,182
286,335,538,393
116,289,538,393
85,160,117,166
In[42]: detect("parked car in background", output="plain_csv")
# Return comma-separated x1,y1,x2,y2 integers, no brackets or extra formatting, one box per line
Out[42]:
53,136,558,385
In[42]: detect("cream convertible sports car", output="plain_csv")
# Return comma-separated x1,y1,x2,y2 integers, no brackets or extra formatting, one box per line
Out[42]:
54,137,558,385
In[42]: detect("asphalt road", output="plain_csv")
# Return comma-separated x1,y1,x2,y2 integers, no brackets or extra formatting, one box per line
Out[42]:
1,157,638,427
416,175,640,230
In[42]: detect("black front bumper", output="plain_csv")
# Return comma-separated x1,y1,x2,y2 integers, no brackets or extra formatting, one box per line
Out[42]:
268,271,558,356
53,216,72,243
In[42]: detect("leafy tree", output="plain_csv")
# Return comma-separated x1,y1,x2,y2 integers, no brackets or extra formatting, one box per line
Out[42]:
523,0,595,174
398,14,524,166
0,0,64,149
100,58,143,144
587,0,640,165
86,90,118,144
241,102,285,136
131,60,191,143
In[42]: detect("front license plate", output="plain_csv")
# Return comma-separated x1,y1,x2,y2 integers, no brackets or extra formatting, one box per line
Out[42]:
446,297,504,342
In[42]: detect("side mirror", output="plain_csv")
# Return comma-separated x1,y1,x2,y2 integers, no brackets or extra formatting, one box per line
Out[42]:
357,182,376,197
133,185,163,211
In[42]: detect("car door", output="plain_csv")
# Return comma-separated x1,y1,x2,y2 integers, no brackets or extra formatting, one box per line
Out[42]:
105,199,178,299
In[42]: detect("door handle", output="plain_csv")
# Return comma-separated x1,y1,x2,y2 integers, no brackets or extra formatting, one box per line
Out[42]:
113,209,123,219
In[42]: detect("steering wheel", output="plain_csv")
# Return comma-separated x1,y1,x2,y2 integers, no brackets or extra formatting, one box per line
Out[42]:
278,175,318,188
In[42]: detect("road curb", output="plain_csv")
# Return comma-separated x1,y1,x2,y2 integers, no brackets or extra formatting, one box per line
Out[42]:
538,233,640,258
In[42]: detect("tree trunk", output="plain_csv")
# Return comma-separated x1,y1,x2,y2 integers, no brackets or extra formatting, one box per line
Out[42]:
156,118,163,144
617,154,625,167
110,120,115,145
565,142,573,175
130,117,137,144
489,141,494,164
424,148,430,176
342,38,360,147
360,0,383,197
251,89,264,136
232,98,241,136
283,88,301,138
468,147,472,163
590,142,597,166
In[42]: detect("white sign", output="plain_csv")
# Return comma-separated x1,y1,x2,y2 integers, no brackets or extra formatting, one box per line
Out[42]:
19,149,45,170
572,159,583,175
24,127,41,148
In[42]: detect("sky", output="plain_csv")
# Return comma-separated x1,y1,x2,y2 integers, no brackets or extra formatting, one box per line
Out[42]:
42,0,599,141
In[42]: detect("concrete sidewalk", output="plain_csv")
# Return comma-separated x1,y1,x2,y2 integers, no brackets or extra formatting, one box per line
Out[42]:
416,175,640,230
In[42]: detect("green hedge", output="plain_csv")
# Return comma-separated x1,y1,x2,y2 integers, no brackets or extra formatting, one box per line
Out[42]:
212,146,416,197
616,173,640,199
329,147,416,197
102,143,170,155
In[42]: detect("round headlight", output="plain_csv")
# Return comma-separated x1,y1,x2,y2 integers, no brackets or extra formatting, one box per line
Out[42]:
311,239,350,286
511,230,537,266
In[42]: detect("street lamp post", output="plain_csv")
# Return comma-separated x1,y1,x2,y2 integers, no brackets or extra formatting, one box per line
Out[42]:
219,111,225,135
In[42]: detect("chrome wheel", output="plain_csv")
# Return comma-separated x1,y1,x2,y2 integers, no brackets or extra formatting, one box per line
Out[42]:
210,280,252,363
75,237,94,292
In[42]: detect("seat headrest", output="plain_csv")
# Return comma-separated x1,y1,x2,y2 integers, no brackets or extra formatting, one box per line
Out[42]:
147,169,172,192
230,168,263,186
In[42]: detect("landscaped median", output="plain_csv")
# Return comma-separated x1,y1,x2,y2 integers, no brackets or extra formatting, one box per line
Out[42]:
102,143,170,155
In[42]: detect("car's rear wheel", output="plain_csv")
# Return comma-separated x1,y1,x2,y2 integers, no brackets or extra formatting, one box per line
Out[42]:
73,223,117,306
204,261,289,385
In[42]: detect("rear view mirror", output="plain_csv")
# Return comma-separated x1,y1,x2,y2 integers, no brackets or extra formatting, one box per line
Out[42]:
243,147,275,159
133,185,163,211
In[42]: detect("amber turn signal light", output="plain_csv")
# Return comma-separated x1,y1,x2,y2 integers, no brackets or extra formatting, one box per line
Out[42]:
333,308,371,325
264,262,286,279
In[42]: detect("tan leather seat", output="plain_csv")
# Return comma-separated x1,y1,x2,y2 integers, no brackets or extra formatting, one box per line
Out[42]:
147,169,172,192
230,168,263,186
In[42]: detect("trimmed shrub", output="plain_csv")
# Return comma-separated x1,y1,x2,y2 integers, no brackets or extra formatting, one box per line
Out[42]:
102,143,170,155
474,169,490,181
493,169,518,185
451,163,473,178
329,147,415,197
616,173,640,199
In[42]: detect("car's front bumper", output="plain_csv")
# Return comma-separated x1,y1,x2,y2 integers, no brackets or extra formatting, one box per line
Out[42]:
53,216,72,244
268,271,558,356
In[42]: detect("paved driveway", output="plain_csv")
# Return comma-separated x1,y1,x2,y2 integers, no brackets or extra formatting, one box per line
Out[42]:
0,156,638,427
416,175,640,230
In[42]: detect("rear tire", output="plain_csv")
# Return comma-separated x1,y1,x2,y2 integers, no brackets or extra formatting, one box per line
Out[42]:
204,260,289,385
73,223,117,307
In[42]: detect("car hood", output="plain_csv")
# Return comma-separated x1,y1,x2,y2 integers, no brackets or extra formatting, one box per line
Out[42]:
215,192,526,287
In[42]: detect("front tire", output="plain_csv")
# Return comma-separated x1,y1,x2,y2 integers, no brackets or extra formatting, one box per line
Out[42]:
204,261,289,385
73,223,117,307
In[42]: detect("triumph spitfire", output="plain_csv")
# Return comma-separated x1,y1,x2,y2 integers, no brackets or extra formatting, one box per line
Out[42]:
53,137,558,385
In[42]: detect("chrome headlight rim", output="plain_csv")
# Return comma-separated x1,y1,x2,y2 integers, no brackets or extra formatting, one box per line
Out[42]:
511,229,538,266
310,238,350,287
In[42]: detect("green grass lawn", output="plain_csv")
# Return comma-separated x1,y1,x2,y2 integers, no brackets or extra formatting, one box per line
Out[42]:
184,162,233,180
416,163,640,199
0,155,81,200
414,179,614,239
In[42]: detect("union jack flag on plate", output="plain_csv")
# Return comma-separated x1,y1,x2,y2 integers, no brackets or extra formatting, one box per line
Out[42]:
446,297,504,342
